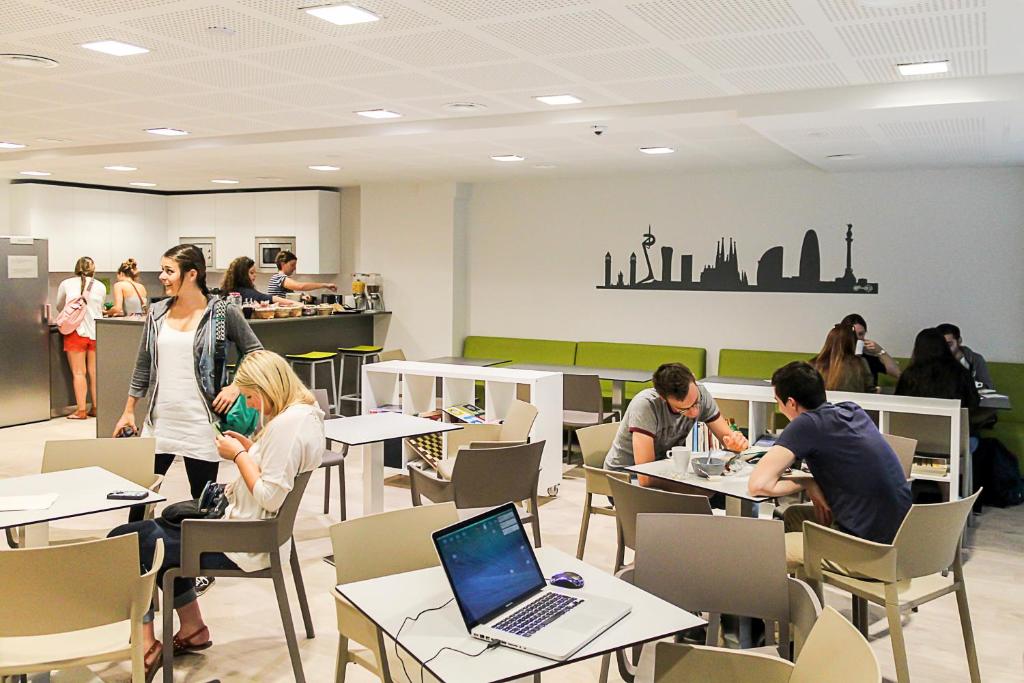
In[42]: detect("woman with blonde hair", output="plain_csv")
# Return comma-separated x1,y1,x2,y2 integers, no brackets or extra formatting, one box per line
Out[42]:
810,324,874,393
109,349,324,677
107,258,148,317
56,256,107,418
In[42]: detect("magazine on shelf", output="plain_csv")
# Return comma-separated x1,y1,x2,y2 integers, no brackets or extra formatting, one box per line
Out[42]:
443,403,487,423
368,404,402,414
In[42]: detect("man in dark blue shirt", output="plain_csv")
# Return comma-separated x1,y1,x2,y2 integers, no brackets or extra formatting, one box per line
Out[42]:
749,362,912,566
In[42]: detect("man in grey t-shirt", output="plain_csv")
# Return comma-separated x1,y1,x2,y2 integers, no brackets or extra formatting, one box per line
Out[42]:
605,363,749,489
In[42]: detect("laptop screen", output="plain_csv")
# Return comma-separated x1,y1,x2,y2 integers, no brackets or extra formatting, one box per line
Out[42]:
433,504,547,629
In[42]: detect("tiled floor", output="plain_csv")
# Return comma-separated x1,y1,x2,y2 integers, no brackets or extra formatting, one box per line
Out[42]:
2,417,1023,682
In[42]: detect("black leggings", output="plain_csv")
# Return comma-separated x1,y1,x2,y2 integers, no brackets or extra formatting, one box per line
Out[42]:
128,454,220,523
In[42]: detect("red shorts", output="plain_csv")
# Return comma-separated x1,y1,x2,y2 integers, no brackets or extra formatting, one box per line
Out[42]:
63,330,96,353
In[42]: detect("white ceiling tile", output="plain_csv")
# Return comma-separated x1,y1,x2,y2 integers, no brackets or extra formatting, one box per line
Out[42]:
681,30,830,71
0,92,50,113
418,0,592,22
857,49,986,82
0,0,81,35
550,47,688,81
249,109,349,130
817,0,985,23
34,107,150,128
338,72,470,100
10,80,124,105
247,45,396,79
878,116,985,141
769,125,873,142
601,75,725,102
124,5,311,53
22,27,201,63
70,70,215,98
169,115,275,135
238,0,440,34
354,30,514,68
834,13,985,57
627,0,804,41
722,63,849,93
161,91,284,116
162,58,295,89
242,83,367,109
110,99,217,122
478,10,647,56
434,61,570,90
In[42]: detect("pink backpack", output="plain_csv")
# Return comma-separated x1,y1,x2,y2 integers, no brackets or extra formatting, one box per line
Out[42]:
55,278,96,335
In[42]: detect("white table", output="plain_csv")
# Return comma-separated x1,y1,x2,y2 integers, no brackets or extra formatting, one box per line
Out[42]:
624,458,768,518
425,356,510,367
0,466,166,548
506,362,654,414
336,546,704,683
324,413,462,514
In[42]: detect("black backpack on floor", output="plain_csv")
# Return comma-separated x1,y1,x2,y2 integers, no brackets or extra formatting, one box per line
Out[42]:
972,437,1024,509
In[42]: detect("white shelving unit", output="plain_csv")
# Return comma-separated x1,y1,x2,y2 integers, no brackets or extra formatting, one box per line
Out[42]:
363,360,564,495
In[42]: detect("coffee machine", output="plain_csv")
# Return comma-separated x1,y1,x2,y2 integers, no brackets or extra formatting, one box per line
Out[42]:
365,273,385,311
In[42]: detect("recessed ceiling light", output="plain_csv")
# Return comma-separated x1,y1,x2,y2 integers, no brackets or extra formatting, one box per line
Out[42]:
256,176,285,182
0,141,26,149
206,26,237,36
308,164,340,171
211,179,239,184
491,155,524,162
0,53,59,69
81,40,149,57
19,170,51,176
533,163,557,169
825,153,865,160
534,94,583,105
305,4,381,26
146,127,189,136
129,182,157,187
639,147,675,155
355,109,402,119
104,165,137,171
443,102,487,114
897,60,949,76
36,137,70,143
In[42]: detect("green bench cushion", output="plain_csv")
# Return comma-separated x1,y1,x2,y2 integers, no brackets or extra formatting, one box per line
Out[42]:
984,361,1024,472
717,349,815,380
463,336,577,365
576,341,706,400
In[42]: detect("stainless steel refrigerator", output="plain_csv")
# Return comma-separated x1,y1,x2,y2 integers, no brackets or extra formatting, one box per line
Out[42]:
0,236,50,428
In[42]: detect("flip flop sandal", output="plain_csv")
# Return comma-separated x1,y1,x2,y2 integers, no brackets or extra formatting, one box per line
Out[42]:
66,411,89,420
173,626,213,655
145,641,163,683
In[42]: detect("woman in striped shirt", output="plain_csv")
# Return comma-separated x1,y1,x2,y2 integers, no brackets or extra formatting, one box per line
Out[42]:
266,250,338,297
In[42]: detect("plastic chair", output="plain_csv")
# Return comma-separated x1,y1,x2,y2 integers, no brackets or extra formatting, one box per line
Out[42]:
330,502,458,683
607,476,712,572
7,438,164,547
408,441,545,547
802,490,982,683
882,433,918,480
651,607,880,683
314,389,347,519
160,471,315,683
0,535,163,682
377,349,406,362
562,374,620,459
575,421,629,560
435,400,539,479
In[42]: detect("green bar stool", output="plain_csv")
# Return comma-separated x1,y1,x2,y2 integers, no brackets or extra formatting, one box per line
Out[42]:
286,351,339,412
337,345,383,407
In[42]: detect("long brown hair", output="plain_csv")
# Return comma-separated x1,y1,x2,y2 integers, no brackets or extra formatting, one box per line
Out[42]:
162,244,209,296
222,256,255,293
811,324,860,390
74,256,95,293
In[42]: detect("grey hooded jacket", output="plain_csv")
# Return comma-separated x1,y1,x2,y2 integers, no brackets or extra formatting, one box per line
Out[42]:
129,297,262,424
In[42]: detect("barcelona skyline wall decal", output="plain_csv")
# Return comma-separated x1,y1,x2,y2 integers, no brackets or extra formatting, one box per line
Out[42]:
598,223,878,294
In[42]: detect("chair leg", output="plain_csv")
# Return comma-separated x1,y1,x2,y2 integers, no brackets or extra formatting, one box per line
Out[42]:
954,580,982,682
330,358,339,413
337,463,347,521
853,596,869,636
272,561,307,683
323,464,332,515
290,541,315,639
162,570,178,683
130,619,145,683
576,494,593,560
884,585,910,683
598,652,610,683
530,495,541,547
335,633,349,683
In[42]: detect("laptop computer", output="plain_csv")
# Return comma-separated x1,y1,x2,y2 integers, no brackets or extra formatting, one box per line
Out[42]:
431,503,631,661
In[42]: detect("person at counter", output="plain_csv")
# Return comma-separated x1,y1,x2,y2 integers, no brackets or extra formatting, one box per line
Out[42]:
106,258,148,317
56,256,106,419
604,362,749,490
266,250,337,298
221,256,296,306
113,244,263,512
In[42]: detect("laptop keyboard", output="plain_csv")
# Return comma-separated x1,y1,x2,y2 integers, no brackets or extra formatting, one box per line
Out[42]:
493,592,583,638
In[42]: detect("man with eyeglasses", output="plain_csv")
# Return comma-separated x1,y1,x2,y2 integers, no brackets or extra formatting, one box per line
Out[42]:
604,362,748,490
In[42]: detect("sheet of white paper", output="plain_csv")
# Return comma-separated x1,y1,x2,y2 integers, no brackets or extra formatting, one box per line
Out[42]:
7,254,39,279
0,493,59,511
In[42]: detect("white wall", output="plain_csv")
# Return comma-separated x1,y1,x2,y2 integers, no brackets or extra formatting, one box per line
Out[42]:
466,167,1024,366
355,181,466,360
0,182,12,235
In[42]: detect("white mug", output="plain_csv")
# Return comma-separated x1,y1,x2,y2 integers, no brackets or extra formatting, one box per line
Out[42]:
670,446,692,473
855,339,865,356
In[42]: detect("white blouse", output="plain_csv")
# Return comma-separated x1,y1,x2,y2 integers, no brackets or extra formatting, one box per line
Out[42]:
55,276,107,340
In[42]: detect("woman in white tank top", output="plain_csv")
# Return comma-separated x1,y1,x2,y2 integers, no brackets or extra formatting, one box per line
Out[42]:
55,256,107,419
108,258,147,317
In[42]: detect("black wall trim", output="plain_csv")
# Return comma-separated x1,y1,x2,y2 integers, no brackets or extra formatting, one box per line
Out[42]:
11,178,341,196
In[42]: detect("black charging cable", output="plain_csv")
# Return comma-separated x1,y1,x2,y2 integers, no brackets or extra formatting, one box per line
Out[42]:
390,597,499,683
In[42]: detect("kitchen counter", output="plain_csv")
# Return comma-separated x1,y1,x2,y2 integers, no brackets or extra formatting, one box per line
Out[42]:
94,311,390,436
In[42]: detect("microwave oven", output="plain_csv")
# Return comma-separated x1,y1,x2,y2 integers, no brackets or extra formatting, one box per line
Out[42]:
255,237,296,272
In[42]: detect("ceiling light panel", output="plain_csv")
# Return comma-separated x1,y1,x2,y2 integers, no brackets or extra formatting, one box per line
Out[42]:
81,40,149,56
19,170,51,176
0,141,27,149
535,94,582,105
146,127,189,136
308,164,340,171
129,182,157,187
354,30,513,68
897,60,949,76
478,10,646,56
305,4,381,25
104,165,137,171
211,178,239,184
32,27,197,63
627,0,803,41
639,147,675,154
858,51,983,82
124,5,308,51
355,108,402,119
491,154,525,161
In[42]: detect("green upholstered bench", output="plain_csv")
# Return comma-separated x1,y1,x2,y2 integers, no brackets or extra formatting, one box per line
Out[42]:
575,341,706,401
462,336,577,365
985,361,1024,472
717,349,815,380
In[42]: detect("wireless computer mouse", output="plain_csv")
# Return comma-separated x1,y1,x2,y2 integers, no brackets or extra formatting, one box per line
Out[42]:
550,571,585,589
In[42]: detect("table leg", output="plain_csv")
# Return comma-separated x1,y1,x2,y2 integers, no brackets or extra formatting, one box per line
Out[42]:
362,441,384,515
724,498,757,648
612,380,625,415
22,522,49,548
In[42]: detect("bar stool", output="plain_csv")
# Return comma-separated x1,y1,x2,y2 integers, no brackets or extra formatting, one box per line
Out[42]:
287,351,339,412
337,345,383,407
226,363,238,384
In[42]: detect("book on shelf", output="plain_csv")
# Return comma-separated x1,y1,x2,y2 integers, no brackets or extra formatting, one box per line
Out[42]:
368,404,402,414
911,455,949,477
418,409,443,421
443,403,487,424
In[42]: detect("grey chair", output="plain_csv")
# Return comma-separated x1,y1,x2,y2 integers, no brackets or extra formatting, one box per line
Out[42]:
575,422,628,560
161,470,315,683
408,441,545,547
562,374,619,459
606,476,713,572
314,389,347,519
